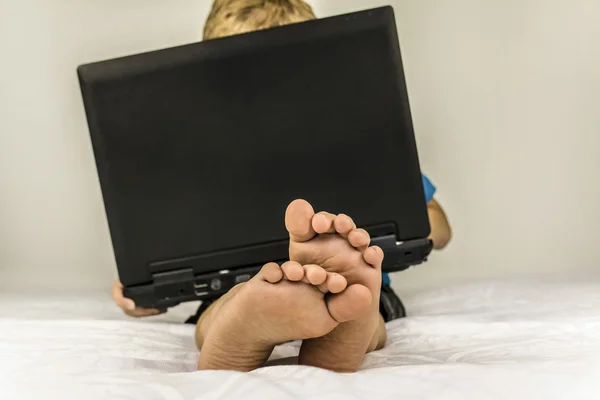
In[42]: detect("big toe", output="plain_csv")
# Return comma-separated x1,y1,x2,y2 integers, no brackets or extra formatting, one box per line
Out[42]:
285,199,316,242
326,284,372,323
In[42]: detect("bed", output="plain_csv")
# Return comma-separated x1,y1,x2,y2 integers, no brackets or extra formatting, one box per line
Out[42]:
2,278,600,399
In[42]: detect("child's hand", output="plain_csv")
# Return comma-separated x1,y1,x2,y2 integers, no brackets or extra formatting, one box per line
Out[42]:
111,280,166,317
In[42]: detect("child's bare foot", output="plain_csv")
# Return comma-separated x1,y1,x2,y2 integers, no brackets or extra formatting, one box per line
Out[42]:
197,262,371,372
285,199,385,373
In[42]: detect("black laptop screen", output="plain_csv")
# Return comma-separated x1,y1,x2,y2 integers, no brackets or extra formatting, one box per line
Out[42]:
78,7,429,285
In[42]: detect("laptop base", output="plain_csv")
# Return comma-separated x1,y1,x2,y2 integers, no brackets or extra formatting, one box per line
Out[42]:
124,237,433,309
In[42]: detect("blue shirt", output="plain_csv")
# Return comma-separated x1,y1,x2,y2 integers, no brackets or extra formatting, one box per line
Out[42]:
381,174,436,286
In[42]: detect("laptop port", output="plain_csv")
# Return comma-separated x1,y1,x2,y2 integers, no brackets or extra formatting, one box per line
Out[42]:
194,289,209,297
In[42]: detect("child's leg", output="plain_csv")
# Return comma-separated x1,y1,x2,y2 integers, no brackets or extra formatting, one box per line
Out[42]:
369,315,387,351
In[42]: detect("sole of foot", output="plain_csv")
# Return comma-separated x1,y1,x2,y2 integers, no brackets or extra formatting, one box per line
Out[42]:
197,261,371,372
285,199,384,373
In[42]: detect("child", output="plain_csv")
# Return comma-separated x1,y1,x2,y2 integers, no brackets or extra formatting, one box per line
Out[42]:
112,0,452,372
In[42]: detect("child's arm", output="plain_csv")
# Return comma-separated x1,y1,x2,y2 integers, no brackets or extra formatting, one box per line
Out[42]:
427,199,452,250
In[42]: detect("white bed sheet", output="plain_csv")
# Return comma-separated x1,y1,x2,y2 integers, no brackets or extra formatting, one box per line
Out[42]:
2,279,600,399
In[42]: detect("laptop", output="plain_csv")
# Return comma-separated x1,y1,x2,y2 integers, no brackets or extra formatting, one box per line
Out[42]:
77,6,433,309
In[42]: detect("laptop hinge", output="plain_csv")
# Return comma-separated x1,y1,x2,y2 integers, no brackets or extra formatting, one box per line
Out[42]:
372,235,433,273
152,268,196,303
123,268,197,309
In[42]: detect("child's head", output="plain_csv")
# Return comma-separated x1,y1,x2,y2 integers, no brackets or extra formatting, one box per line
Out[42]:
204,0,316,40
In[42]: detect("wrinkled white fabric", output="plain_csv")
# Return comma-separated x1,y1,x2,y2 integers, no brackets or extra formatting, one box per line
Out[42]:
2,279,600,399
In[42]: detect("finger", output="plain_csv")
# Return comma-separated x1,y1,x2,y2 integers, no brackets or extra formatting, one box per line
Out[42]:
112,281,135,311
111,280,123,301
312,212,337,234
124,308,165,318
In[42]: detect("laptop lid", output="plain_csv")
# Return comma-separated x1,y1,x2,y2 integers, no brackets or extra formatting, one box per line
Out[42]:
78,6,430,289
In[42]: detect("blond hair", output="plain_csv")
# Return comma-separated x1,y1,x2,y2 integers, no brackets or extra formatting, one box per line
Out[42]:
203,0,316,40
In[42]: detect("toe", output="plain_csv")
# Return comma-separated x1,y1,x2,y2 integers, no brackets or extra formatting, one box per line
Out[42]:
304,264,327,285
348,228,371,250
285,199,317,243
281,261,305,281
323,273,347,294
333,214,355,237
326,284,372,323
261,262,284,283
363,246,384,268
312,212,336,234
